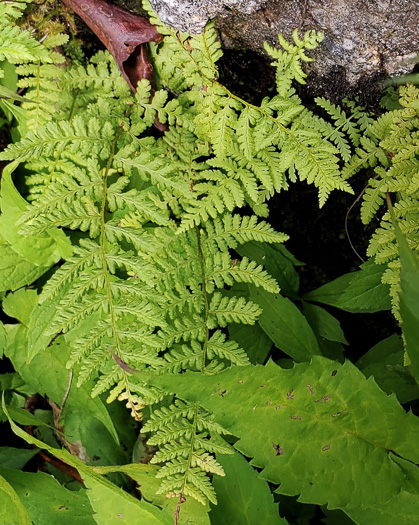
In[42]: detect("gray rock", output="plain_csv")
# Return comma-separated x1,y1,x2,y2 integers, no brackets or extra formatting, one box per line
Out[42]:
115,0,419,100
148,0,267,33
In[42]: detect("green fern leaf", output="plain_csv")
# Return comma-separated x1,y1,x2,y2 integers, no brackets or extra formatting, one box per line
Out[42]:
208,292,261,327
0,116,114,162
207,331,249,366
207,253,279,294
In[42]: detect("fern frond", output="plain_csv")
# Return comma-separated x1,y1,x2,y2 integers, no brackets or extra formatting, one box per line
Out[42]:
179,175,245,232
346,84,419,316
19,195,101,236
143,400,196,431
64,51,130,99
264,29,323,97
19,159,103,226
208,292,261,327
0,25,52,64
48,294,107,336
40,239,102,302
1,7,346,512
0,0,30,21
159,316,207,347
360,175,387,224
207,253,279,294
160,343,203,374
0,116,114,162
77,346,111,386
107,184,171,226
142,400,232,504
207,331,249,366
116,152,191,198
204,214,288,251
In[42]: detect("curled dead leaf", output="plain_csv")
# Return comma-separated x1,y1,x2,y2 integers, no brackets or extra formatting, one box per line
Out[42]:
62,0,162,90
62,0,168,130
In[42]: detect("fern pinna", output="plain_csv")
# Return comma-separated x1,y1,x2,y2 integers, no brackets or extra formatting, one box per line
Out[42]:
0,3,354,509
342,84,419,316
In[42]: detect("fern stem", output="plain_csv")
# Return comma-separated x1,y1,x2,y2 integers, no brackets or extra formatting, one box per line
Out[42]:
99,138,122,356
97,120,139,417
68,87,81,119
195,225,210,372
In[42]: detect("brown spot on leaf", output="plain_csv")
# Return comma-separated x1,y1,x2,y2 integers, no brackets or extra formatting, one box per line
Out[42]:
266,401,271,405
306,384,315,395
323,394,331,403
287,389,295,400
258,384,266,389
275,405,281,410
273,443,285,456
290,415,303,420
322,445,331,451
332,410,347,417
67,440,90,463
238,379,244,384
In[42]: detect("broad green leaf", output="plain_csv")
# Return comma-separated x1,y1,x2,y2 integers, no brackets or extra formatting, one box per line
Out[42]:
0,61,18,91
94,464,210,525
0,320,6,357
150,357,419,515
0,60,28,132
27,288,68,362
344,490,419,525
356,334,419,403
2,288,38,326
395,224,419,384
210,452,288,524
84,475,169,525
0,371,32,395
0,85,32,103
1,98,29,132
323,509,356,524
0,404,52,428
5,324,123,466
0,447,38,469
0,61,19,125
304,259,391,313
0,162,72,291
2,409,170,525
301,302,346,361
0,242,50,292
0,467,96,524
249,286,321,361
228,322,272,364
238,242,301,298
302,302,347,344
0,473,31,525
